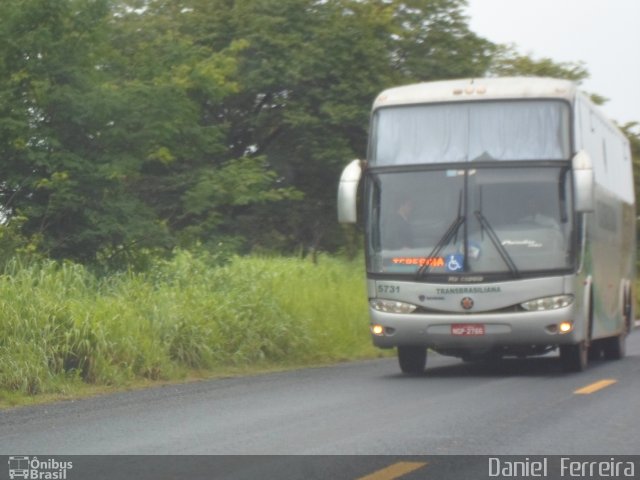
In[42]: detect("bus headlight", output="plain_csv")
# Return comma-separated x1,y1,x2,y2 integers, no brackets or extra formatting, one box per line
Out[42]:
520,295,573,311
370,299,417,314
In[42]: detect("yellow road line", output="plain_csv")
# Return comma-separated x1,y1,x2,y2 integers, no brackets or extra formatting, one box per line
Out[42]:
357,461,428,480
574,379,618,395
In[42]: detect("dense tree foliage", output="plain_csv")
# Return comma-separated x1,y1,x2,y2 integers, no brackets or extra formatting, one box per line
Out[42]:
0,0,631,266
621,122,640,234
623,123,640,183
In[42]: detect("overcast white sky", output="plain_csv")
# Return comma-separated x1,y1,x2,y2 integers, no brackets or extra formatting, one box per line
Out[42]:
464,0,640,126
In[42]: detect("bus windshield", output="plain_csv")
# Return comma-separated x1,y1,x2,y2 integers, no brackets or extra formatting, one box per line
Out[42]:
365,166,574,277
372,100,571,165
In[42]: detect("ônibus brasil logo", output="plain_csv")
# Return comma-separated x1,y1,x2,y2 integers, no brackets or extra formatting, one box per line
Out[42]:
8,456,73,480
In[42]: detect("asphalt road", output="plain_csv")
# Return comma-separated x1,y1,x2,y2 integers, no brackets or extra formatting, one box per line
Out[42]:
1,331,639,478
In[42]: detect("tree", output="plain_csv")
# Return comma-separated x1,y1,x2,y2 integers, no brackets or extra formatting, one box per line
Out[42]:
108,1,302,254
487,44,589,82
151,0,494,254
0,0,293,262
390,0,495,80
0,0,144,262
619,122,640,269
621,122,640,209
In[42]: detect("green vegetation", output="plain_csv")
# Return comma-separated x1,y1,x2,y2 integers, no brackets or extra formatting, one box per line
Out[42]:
623,123,640,269
0,252,375,404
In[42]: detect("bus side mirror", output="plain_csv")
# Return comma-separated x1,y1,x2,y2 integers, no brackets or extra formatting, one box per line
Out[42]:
572,150,594,213
337,159,363,223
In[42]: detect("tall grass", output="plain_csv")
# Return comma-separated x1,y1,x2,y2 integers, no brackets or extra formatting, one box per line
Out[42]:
0,252,374,396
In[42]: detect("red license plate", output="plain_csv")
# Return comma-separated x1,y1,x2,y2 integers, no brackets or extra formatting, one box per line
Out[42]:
451,324,485,336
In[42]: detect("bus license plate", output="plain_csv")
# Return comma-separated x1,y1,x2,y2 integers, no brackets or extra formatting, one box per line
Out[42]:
451,324,485,336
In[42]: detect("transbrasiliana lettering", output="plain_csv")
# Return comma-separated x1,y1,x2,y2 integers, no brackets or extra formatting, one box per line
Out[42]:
436,286,501,295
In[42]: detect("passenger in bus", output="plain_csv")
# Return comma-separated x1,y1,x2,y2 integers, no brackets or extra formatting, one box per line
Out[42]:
385,195,414,249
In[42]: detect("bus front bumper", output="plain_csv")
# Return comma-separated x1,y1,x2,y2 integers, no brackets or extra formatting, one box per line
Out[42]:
369,305,581,350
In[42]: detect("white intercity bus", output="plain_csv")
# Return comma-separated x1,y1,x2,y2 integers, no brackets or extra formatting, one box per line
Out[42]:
338,77,635,374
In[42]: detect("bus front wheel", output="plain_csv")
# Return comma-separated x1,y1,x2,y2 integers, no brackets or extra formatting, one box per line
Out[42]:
603,289,632,360
559,341,588,372
397,346,427,374
602,332,627,360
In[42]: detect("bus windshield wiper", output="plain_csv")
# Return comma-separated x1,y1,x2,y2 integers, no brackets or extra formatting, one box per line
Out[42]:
416,216,465,278
417,190,464,279
473,210,520,278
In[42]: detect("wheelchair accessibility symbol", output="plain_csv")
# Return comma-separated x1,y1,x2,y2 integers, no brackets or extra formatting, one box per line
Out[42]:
445,254,464,272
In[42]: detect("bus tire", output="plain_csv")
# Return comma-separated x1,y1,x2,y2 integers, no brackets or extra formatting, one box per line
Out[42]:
562,286,594,372
398,346,427,374
602,333,626,360
559,341,588,372
603,288,631,360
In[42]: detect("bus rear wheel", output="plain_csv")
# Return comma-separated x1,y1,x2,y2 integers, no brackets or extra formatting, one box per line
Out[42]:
397,346,427,374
